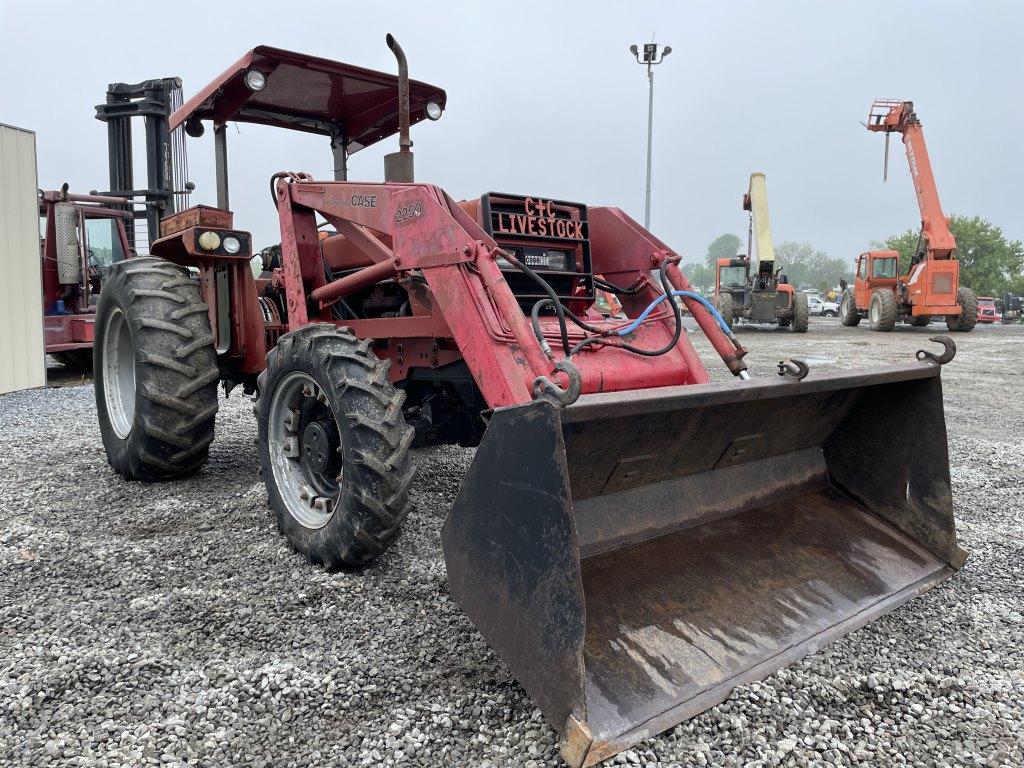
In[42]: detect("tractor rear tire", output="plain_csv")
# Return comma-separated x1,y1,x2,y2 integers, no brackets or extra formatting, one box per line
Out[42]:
868,289,897,331
714,294,734,330
791,292,809,332
256,324,416,569
839,289,861,327
909,315,931,327
946,287,978,332
94,257,219,480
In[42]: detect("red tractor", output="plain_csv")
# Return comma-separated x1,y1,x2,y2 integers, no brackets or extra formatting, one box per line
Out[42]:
841,100,977,332
92,40,966,766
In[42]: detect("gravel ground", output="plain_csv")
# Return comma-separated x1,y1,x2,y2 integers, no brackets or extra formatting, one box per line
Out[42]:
2,319,1022,768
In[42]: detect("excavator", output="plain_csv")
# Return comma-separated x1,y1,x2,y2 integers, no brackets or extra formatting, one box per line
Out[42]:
713,173,808,331
841,100,976,332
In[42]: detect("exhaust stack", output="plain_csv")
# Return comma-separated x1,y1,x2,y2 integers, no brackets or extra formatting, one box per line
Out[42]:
384,33,414,183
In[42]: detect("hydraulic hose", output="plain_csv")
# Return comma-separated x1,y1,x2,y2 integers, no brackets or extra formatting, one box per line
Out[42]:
614,290,731,336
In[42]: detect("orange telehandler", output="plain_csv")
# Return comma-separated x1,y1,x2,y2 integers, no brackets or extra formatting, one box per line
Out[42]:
841,100,976,332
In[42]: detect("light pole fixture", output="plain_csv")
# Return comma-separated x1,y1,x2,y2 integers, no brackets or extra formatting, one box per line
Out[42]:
629,42,672,230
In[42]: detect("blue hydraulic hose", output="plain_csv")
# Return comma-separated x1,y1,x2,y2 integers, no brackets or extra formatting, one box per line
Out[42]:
614,290,731,336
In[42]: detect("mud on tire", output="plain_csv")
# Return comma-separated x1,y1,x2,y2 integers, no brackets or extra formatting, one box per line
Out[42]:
839,288,861,327
714,294,734,330
946,287,978,332
791,292,809,333
868,289,897,331
256,324,416,569
94,257,219,480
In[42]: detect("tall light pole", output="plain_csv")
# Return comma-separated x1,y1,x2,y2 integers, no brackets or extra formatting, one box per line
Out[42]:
629,42,671,230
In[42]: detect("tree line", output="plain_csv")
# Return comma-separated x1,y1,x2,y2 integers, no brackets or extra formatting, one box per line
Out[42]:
682,215,1024,298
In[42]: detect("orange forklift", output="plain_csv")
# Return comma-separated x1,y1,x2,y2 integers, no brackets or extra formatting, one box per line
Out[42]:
841,100,976,332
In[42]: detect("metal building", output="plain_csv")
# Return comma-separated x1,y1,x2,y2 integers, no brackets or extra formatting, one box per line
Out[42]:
0,124,45,394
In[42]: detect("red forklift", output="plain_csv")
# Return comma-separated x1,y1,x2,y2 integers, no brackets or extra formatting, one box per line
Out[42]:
39,186,133,368
40,78,188,370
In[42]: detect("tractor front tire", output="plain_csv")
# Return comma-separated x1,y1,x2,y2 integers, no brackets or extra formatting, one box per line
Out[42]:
94,257,219,481
791,292,809,333
946,287,978,332
909,315,931,327
256,324,416,569
868,289,897,331
839,289,861,327
713,294,734,330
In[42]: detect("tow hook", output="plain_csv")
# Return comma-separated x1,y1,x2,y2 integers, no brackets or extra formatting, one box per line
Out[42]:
778,358,809,381
533,359,583,406
916,335,956,365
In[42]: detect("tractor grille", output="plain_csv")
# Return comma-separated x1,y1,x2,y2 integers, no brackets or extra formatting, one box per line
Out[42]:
480,192,594,311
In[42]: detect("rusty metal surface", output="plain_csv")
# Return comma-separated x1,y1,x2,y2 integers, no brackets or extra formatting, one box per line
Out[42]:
168,45,446,152
441,363,963,767
441,402,587,734
579,490,951,753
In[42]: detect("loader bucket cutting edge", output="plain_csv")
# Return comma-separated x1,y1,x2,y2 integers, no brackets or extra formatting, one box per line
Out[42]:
441,362,965,767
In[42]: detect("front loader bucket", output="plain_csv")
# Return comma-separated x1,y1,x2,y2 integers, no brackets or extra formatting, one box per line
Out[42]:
441,363,966,767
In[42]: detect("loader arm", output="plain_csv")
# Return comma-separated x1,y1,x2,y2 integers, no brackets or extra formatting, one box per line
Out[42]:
273,177,749,408
868,100,956,260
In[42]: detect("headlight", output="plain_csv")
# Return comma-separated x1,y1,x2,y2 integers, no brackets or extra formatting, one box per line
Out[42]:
425,101,443,121
222,236,241,254
198,231,221,251
244,69,267,91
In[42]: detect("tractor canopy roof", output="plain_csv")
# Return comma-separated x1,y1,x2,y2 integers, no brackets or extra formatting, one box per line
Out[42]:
168,45,446,153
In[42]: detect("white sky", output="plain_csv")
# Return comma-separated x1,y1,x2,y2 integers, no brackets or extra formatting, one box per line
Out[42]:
2,0,1021,261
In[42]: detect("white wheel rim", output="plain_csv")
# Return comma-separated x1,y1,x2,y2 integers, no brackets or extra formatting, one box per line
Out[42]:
268,371,341,530
869,300,880,324
102,307,136,439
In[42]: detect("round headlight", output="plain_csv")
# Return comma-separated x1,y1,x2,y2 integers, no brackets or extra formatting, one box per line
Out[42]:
244,69,267,91
198,231,221,251
222,236,241,255
425,101,443,121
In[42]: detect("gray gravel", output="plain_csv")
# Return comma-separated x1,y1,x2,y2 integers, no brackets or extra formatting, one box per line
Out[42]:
2,319,1022,767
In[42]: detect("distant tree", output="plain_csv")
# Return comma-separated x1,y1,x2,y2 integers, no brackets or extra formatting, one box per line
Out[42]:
682,261,714,294
774,241,854,293
705,233,743,268
878,215,1024,297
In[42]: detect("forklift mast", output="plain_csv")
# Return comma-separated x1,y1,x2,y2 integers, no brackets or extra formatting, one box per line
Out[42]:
95,78,189,251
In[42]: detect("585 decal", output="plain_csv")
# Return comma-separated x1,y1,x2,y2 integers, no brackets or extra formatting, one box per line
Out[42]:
395,201,423,224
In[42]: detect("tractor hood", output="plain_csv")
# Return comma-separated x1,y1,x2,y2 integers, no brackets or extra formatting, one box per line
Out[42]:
168,45,446,154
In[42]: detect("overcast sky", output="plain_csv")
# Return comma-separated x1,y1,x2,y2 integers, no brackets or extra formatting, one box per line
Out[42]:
2,0,1021,263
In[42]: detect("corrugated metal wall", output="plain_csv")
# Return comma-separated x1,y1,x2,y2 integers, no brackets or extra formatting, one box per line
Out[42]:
0,124,46,394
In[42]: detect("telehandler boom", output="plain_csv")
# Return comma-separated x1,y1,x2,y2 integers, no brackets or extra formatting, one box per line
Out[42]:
841,100,977,331
92,41,966,767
